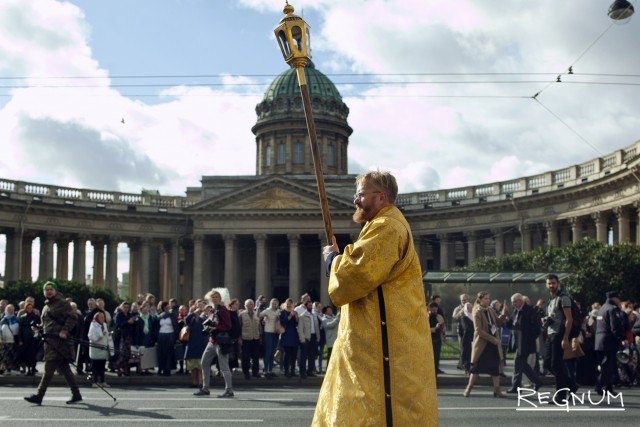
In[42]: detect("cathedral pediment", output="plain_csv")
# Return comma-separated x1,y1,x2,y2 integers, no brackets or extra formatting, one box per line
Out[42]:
187,176,354,212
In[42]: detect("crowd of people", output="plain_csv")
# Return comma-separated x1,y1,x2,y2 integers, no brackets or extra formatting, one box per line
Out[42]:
0,288,341,393
444,274,640,403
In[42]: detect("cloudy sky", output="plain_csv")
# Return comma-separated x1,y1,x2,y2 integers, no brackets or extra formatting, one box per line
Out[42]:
1,0,639,280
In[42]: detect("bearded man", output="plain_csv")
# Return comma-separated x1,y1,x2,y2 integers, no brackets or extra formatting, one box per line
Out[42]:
313,171,438,427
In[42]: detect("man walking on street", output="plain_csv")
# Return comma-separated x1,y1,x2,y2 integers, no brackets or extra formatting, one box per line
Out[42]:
543,274,575,404
24,281,82,405
594,290,627,395
507,293,543,393
313,171,437,426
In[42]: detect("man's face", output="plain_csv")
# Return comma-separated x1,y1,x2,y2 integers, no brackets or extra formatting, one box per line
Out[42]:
546,278,559,295
429,306,438,316
43,286,56,299
87,299,96,310
246,301,255,312
511,297,524,310
460,295,468,305
353,180,384,223
305,302,313,312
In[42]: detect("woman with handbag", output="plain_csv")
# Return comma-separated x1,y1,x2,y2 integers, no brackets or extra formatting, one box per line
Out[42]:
259,298,281,378
463,291,509,398
87,311,110,387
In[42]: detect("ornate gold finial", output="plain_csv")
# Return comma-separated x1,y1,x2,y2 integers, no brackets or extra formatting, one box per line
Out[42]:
283,1,294,15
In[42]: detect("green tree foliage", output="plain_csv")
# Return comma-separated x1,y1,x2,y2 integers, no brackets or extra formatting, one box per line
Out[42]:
463,238,640,306
0,280,121,313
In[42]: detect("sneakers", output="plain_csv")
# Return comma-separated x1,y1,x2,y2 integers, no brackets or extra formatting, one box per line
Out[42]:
193,389,210,396
66,394,83,404
217,390,234,398
101,382,110,388
24,394,43,405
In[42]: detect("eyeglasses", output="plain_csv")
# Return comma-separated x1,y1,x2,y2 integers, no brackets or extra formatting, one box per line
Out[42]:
353,191,381,200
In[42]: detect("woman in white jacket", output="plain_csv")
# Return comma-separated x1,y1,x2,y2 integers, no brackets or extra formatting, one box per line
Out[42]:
0,304,20,374
87,311,110,387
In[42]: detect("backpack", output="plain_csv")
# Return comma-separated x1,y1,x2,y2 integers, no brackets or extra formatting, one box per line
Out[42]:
558,292,582,339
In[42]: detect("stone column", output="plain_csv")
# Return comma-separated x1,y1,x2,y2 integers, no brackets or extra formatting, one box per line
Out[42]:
21,235,33,281
437,234,449,270
128,241,140,297
544,221,558,247
254,234,269,301
92,240,105,286
614,206,631,243
492,228,504,258
288,234,301,300
464,231,477,265
169,239,180,300
140,238,151,294
569,217,582,243
223,234,237,298
39,233,55,281
72,235,87,283
591,212,608,244
318,234,330,306
520,224,531,252
192,235,204,300
4,229,16,281
56,239,69,280
105,236,119,293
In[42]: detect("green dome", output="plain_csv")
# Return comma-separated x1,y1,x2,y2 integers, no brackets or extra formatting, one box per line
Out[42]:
263,61,343,103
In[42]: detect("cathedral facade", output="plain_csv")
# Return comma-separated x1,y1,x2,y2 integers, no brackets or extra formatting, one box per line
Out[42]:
1,63,639,304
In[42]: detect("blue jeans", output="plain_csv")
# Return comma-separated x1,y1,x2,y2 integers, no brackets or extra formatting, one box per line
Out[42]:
263,333,278,373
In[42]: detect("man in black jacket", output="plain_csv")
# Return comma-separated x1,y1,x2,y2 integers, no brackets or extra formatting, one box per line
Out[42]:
595,290,628,395
24,281,82,405
507,293,543,393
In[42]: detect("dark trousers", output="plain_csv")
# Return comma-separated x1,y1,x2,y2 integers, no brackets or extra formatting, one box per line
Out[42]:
307,334,318,374
37,359,80,397
595,350,616,393
512,351,542,388
241,339,261,376
91,359,106,383
298,340,310,378
283,345,297,375
543,333,575,400
432,338,442,372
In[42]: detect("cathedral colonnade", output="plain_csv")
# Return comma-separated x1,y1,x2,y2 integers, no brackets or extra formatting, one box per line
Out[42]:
1,141,640,304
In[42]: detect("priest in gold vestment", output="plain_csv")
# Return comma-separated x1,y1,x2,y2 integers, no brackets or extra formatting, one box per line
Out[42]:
312,171,438,427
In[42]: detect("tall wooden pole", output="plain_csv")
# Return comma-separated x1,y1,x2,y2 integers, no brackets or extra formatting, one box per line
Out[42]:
294,67,333,243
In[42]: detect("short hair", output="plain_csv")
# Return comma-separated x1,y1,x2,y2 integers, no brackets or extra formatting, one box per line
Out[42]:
428,302,439,309
157,301,169,312
228,298,239,309
355,171,399,204
547,273,559,282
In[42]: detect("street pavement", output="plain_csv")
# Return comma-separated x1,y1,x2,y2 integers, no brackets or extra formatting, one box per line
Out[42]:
1,383,638,426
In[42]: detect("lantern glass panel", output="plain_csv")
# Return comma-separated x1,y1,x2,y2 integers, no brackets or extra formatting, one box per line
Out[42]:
291,25,303,51
306,27,312,56
277,30,291,57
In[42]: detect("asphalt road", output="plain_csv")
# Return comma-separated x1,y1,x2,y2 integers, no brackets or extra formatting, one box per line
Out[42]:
2,385,639,426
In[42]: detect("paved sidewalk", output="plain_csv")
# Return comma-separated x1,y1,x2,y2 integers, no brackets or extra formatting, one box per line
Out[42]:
0,358,556,389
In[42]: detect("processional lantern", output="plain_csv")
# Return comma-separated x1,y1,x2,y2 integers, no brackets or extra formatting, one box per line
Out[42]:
274,2,333,243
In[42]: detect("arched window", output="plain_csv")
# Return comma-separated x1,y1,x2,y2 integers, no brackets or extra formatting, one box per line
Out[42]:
277,142,286,165
293,141,304,164
265,144,272,167
327,143,335,167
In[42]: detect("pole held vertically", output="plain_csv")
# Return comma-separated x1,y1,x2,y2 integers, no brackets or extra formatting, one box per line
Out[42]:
274,2,333,243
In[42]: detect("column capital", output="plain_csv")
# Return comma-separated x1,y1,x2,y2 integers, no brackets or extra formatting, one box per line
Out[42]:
613,206,630,220
253,233,267,242
436,233,449,242
287,233,300,242
568,217,582,227
223,233,236,242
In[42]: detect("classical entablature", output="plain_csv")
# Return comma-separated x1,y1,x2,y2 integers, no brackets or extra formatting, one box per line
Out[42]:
1,141,639,304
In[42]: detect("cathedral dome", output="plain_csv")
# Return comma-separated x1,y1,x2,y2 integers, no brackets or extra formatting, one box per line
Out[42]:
252,61,352,176
262,61,344,105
